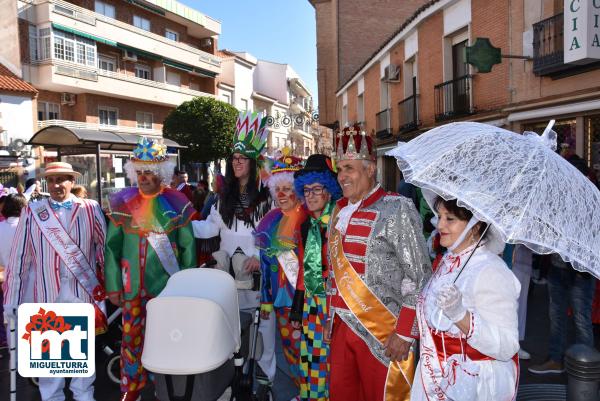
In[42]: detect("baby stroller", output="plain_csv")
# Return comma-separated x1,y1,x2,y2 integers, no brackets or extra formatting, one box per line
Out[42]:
142,267,272,401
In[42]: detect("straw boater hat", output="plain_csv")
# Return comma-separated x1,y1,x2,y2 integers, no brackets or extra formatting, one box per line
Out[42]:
41,162,82,178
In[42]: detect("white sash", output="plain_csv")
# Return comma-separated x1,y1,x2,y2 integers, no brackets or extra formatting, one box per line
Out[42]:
30,201,100,301
146,231,180,276
276,250,298,288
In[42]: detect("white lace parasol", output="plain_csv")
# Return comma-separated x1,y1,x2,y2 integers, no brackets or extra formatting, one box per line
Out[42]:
387,121,600,278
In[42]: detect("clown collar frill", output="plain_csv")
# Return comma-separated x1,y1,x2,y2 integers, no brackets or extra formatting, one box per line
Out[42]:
254,205,306,256
106,187,195,235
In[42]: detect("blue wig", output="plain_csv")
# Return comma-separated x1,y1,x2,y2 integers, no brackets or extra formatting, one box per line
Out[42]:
294,171,342,201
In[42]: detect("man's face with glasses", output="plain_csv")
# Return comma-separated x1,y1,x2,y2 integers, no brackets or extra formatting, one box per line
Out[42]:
136,170,162,195
231,153,251,180
303,183,330,213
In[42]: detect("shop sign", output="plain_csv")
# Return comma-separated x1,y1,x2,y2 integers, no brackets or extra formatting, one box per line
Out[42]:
564,0,600,63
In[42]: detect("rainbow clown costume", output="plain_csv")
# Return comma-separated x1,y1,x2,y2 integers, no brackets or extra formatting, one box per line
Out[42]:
255,149,307,389
104,137,196,401
289,154,342,401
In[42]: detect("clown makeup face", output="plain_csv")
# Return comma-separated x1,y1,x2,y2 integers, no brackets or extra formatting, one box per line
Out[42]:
136,170,162,195
303,183,330,217
275,180,298,212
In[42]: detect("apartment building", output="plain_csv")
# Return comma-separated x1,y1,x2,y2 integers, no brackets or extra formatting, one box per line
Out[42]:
308,0,431,127
325,0,600,190
217,51,317,158
0,0,221,196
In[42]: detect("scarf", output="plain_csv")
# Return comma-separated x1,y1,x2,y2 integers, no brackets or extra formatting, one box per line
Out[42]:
303,201,333,295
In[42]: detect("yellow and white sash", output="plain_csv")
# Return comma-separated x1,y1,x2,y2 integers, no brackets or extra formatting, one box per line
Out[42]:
276,250,299,288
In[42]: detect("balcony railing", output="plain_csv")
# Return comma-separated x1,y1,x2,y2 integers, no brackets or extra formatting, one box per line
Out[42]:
40,0,221,70
434,75,473,122
30,59,214,101
398,95,419,133
38,119,161,136
376,108,392,139
532,13,565,76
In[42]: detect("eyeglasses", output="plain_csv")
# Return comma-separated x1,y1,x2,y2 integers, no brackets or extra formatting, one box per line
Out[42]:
232,156,250,164
303,186,326,197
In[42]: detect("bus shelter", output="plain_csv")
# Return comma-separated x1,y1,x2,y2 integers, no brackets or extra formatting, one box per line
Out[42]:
29,125,185,205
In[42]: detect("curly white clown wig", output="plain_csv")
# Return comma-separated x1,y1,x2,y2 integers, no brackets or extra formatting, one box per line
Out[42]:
265,171,295,199
124,159,176,186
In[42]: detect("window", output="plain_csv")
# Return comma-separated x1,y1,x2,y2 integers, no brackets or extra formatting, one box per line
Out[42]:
38,102,60,121
95,1,115,18
53,30,96,66
166,70,180,86
39,28,51,60
133,15,151,31
136,112,153,129
135,64,151,80
98,55,116,72
357,94,364,123
241,98,248,111
221,93,231,104
165,29,178,42
99,106,118,126
29,25,38,61
189,82,200,91
452,40,468,79
342,105,348,127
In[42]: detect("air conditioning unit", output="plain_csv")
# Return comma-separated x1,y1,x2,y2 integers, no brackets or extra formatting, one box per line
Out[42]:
61,93,76,106
122,50,138,62
200,38,212,47
383,64,400,82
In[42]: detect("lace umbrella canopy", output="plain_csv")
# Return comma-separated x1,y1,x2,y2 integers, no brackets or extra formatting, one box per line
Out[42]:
387,121,600,278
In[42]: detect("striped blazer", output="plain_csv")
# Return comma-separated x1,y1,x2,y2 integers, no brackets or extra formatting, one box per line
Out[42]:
2,197,106,306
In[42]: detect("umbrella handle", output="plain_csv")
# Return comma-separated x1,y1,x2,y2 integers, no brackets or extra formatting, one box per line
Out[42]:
452,224,491,284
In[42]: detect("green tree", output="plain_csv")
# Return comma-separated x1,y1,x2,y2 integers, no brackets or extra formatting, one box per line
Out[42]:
163,97,239,164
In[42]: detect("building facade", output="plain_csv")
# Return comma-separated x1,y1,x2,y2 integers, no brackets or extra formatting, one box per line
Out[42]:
0,0,221,196
0,62,38,185
308,0,431,127
322,0,600,189
217,51,319,158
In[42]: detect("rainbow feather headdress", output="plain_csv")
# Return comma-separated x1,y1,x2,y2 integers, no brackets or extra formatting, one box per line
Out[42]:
233,111,269,159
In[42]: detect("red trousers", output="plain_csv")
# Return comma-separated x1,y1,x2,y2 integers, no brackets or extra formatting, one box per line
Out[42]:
329,316,388,401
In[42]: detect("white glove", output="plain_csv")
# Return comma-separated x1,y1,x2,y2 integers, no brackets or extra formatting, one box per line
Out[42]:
435,284,467,323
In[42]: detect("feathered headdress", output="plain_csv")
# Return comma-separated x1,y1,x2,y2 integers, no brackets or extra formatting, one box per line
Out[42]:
233,111,269,159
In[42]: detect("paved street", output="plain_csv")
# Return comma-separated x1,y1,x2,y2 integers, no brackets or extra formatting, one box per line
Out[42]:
1,280,596,400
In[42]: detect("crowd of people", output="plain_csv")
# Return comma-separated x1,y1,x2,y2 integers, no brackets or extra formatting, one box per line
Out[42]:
0,112,598,401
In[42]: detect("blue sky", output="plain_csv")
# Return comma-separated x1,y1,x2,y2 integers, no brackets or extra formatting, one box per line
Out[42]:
183,1,318,106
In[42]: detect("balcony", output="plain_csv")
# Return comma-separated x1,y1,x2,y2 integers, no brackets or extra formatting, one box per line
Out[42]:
37,119,162,136
434,75,474,122
25,60,214,107
376,108,392,139
532,13,565,76
398,95,419,133
29,0,220,75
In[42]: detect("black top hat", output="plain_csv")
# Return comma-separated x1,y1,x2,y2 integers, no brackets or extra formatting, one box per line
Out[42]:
294,154,336,178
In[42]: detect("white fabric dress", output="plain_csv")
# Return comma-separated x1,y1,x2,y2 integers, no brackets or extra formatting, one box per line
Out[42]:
411,244,521,401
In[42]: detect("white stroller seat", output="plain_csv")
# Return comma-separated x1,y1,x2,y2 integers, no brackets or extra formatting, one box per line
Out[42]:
142,268,241,375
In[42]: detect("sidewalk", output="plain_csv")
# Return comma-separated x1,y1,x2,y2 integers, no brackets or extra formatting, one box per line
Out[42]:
1,280,596,400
